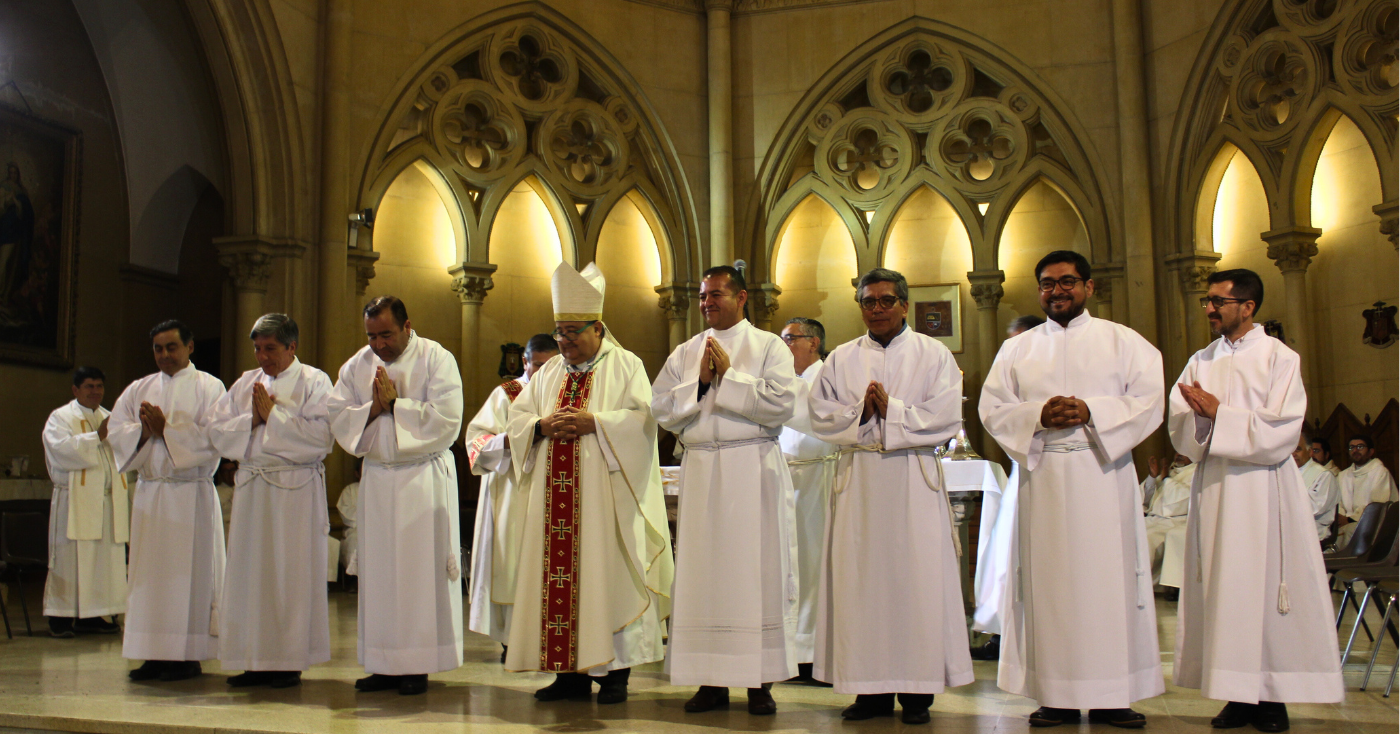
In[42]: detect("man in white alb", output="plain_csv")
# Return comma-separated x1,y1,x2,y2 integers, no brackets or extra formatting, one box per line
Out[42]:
778,316,837,683
504,263,673,706
336,459,361,577
980,251,1163,729
109,320,227,682
1293,429,1340,545
809,268,969,725
1141,454,1193,596
328,296,465,696
465,333,558,659
1335,434,1397,546
653,265,800,715
42,366,127,639
1170,268,1342,733
208,314,333,688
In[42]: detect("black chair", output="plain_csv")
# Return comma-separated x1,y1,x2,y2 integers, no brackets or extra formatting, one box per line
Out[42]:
0,500,52,637
1335,528,1400,681
0,559,10,639
1331,502,1397,636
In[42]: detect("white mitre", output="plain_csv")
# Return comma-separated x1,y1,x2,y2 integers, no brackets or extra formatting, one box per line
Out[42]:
551,261,606,321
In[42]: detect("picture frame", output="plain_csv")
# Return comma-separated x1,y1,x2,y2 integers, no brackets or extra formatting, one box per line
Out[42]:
908,282,962,354
0,104,80,368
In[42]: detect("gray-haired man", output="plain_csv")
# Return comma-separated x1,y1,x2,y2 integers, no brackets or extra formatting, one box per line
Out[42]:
207,313,335,688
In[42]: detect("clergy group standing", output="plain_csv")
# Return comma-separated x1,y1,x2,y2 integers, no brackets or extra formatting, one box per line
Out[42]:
653,265,800,715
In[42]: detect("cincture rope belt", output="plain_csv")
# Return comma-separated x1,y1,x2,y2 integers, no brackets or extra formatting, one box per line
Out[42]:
836,444,962,556
680,436,778,452
368,451,450,470
238,463,323,491
786,454,838,467
141,476,214,484
1041,441,1093,454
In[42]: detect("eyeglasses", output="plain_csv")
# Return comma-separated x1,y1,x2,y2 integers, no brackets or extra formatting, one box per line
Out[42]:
1347,444,1370,452
1037,276,1085,293
1199,296,1249,309
551,321,598,342
780,334,815,345
858,296,903,311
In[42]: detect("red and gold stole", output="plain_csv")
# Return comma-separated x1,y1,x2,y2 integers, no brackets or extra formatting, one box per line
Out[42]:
539,371,594,672
467,380,524,469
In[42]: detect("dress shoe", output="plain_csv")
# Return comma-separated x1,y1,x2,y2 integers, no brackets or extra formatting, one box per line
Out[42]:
841,693,896,720
398,674,428,695
73,617,121,634
48,617,76,638
1089,708,1147,728
355,674,401,692
1211,701,1258,729
1029,706,1081,727
1252,702,1289,732
159,661,203,682
969,635,1001,660
596,668,629,704
268,672,302,689
684,685,729,712
500,645,508,664
1164,587,1180,602
534,672,592,701
128,660,166,681
227,671,274,687
747,685,776,715
899,693,934,724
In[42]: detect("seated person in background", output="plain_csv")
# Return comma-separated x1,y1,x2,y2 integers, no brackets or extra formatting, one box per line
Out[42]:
336,458,362,576
1141,454,1193,598
1311,437,1338,476
215,458,238,547
1294,428,1339,547
1336,434,1397,546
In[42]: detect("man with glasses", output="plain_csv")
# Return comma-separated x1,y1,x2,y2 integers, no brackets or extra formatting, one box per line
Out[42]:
1292,427,1340,546
503,263,673,706
465,333,558,662
808,267,969,725
980,250,1164,729
1335,434,1396,546
778,317,837,684
1310,437,1338,476
1169,268,1342,732
653,265,800,715
327,296,465,696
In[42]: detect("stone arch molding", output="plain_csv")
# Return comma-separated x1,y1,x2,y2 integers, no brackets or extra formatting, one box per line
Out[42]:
356,3,701,295
1163,0,1399,265
743,16,1117,307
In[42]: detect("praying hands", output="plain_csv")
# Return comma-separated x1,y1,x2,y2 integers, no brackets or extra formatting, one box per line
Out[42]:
1177,381,1219,421
861,380,889,422
251,383,276,426
368,366,398,421
698,337,730,384
138,402,166,443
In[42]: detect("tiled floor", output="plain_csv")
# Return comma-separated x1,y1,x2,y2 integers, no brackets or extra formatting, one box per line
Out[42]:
0,589,1393,733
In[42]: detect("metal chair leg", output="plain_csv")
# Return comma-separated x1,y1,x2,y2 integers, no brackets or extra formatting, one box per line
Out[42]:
1362,589,1396,691
1387,653,1398,697
1353,587,1376,642
1337,581,1354,629
13,570,30,637
1344,583,1378,664
0,583,11,639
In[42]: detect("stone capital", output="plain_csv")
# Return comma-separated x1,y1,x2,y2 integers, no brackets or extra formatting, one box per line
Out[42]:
705,0,734,12
449,262,498,305
747,282,782,317
1165,252,1221,294
346,248,380,296
1262,226,1321,274
215,237,276,293
966,270,1005,310
655,282,696,320
1374,200,1398,250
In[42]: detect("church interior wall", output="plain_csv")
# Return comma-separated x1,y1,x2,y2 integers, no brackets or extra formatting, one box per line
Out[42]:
594,196,671,379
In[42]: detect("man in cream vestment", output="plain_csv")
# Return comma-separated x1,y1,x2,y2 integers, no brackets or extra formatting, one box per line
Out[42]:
981,251,1163,729
1335,434,1397,546
504,262,673,706
466,333,558,652
1141,455,1194,590
1293,431,1340,543
328,296,464,696
1170,269,1342,732
42,366,127,638
653,265,800,715
109,320,227,682
209,314,333,688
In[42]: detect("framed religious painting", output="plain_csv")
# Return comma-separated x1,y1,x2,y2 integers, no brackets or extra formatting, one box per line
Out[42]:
0,105,80,368
908,282,962,354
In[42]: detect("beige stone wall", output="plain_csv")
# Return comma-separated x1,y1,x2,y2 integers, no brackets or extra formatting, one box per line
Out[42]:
595,197,670,378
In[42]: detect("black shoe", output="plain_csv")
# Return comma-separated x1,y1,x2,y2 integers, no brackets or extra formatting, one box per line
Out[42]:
128,660,167,681
1089,708,1147,728
500,644,507,664
899,693,934,724
597,668,629,705
1164,587,1180,602
534,672,592,701
841,693,896,720
267,672,302,689
73,617,121,634
1212,702,1258,729
399,674,428,695
788,662,813,682
159,661,203,682
227,671,275,687
748,684,776,715
1252,702,1289,732
355,674,401,692
1029,707,1081,727
685,685,730,712
969,635,1001,660
48,617,76,639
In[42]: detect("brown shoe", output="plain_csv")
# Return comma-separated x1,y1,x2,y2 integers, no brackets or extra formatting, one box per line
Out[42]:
684,686,730,712
747,685,776,715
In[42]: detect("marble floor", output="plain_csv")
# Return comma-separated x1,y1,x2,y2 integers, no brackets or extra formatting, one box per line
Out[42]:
0,588,1394,734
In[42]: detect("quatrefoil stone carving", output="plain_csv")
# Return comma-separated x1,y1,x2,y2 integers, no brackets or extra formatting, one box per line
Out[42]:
442,101,509,171
884,49,954,114
499,34,563,101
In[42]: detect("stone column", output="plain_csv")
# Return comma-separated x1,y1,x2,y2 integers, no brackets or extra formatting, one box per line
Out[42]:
316,0,353,370
450,263,497,409
1375,200,1398,250
655,284,692,351
1168,253,1219,354
748,283,781,332
216,237,275,373
1110,0,1158,340
968,270,1006,464
706,0,734,268
1264,226,1321,390
1092,263,1124,322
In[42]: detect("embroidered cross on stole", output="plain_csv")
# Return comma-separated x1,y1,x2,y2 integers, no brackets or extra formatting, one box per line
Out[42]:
539,371,594,672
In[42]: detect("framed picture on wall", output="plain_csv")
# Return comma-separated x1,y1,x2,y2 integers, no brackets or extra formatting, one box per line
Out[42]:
0,104,80,368
908,282,962,354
